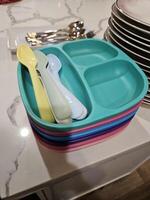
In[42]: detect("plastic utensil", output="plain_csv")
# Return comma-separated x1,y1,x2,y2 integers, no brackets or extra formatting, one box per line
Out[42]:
34,50,72,124
47,53,88,120
17,44,55,122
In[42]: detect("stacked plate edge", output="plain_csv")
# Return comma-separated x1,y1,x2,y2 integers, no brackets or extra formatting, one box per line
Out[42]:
103,0,150,105
28,102,140,152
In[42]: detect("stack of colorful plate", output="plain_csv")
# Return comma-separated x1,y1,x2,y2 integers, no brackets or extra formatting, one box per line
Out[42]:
17,38,148,152
104,0,150,105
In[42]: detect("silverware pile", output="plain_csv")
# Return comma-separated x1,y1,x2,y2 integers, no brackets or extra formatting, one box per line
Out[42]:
25,21,95,46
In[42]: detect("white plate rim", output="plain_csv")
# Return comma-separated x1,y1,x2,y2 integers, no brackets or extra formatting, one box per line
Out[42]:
105,28,150,63
108,18,150,50
111,15,150,43
104,28,150,77
143,100,150,105
144,97,150,102
116,0,150,27
111,4,150,35
108,22,150,58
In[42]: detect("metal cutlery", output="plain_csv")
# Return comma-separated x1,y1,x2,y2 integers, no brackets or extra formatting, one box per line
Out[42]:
25,21,95,47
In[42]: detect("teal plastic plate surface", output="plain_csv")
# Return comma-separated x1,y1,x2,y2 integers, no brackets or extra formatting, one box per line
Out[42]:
17,38,148,131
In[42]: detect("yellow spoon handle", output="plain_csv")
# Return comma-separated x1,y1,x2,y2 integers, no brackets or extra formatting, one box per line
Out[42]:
29,67,55,122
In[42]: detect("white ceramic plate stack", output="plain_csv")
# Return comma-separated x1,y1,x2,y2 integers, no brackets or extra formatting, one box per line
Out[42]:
103,0,150,105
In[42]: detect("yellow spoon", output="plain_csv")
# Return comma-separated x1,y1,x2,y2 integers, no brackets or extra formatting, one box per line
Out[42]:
17,44,55,122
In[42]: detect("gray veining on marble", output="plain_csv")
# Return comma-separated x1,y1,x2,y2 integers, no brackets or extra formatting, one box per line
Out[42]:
7,96,21,127
4,0,115,33
7,4,43,25
6,0,83,27
96,17,109,34
5,141,25,197
76,0,84,13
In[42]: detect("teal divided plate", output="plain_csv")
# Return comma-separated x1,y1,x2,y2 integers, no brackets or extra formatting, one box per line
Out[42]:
17,38,148,131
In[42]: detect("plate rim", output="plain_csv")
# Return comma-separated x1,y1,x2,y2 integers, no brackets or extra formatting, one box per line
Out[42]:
104,28,150,78
111,3,150,35
108,17,150,50
111,15,150,43
105,28,150,63
108,22,150,58
116,0,150,27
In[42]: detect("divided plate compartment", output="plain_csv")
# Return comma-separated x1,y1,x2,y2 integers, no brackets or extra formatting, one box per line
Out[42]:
104,28,150,106
17,38,148,131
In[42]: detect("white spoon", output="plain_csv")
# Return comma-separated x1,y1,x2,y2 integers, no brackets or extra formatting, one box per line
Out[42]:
34,50,72,124
47,53,88,120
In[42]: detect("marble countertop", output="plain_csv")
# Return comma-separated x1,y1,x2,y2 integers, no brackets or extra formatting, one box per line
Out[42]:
0,0,150,199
